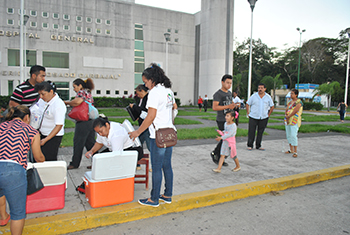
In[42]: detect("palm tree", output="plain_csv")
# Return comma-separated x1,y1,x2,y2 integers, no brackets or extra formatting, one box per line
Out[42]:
313,81,340,111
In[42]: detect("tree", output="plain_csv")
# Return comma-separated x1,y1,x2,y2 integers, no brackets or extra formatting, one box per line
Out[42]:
261,73,283,106
232,74,243,95
313,81,340,111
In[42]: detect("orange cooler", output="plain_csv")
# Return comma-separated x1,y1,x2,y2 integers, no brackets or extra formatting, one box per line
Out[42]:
26,161,67,213
83,151,138,208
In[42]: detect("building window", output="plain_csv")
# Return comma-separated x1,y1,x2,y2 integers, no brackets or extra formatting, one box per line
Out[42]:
174,92,178,96
7,8,14,14
30,10,37,17
7,19,14,25
175,38,179,43
86,17,92,23
76,16,82,22
63,25,70,30
42,12,49,18
76,26,82,32
55,82,70,100
106,90,110,95
86,27,92,33
115,90,119,95
105,20,111,25
30,21,37,28
96,18,101,24
105,29,111,35
8,49,37,67
96,90,101,95
96,28,101,34
53,24,59,29
167,28,171,33
18,9,26,15
8,81,14,95
43,51,69,69
42,22,48,28
53,13,59,19
175,29,179,33
124,90,128,95
63,14,70,20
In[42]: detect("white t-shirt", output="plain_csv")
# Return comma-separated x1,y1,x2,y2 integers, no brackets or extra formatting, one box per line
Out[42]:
96,122,134,152
146,84,176,139
39,94,66,136
233,95,241,104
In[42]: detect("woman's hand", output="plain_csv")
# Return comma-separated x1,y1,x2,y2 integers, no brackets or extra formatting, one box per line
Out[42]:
215,136,222,142
85,150,93,159
129,103,134,108
129,130,140,141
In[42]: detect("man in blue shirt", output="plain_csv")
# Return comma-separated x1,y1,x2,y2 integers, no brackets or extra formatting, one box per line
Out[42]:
246,83,274,150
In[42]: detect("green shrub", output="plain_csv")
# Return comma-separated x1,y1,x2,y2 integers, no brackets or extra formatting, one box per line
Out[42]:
0,95,11,107
303,102,323,111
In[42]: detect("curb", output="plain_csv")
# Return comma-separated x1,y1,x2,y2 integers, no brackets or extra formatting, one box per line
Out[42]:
1,164,349,235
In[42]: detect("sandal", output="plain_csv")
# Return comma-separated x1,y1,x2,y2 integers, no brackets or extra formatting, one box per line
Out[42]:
0,215,10,226
285,150,293,154
293,153,298,158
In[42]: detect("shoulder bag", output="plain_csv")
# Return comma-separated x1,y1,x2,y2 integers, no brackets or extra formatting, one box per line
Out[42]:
153,123,177,148
21,127,44,195
68,100,89,121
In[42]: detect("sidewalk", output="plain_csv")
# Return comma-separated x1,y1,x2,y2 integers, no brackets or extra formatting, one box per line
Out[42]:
1,120,350,234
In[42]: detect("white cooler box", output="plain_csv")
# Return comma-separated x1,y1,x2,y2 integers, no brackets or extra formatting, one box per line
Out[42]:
26,161,67,214
84,151,138,208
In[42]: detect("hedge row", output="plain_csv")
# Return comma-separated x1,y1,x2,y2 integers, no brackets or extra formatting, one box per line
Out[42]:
303,102,323,111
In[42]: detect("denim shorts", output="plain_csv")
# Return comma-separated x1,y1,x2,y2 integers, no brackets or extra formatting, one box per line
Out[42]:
0,161,27,220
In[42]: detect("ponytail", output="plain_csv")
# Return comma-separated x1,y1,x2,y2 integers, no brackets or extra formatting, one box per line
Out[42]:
6,105,30,121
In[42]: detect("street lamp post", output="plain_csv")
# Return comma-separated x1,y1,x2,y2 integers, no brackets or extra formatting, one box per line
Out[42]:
164,33,171,75
247,0,257,101
23,14,29,81
344,27,350,105
20,0,25,83
296,27,306,90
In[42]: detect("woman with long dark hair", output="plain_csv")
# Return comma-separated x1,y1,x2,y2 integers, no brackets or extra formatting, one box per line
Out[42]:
129,63,177,207
0,106,45,235
65,78,96,169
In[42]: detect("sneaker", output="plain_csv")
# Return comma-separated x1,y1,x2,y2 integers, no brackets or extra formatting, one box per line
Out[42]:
223,162,229,166
210,151,218,164
159,195,172,204
138,198,159,207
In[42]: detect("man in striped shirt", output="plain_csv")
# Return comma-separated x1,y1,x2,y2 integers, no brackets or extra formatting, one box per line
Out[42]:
9,65,46,107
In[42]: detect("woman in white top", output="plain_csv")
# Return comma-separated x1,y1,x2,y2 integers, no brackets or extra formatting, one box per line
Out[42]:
35,81,66,161
85,116,143,161
129,63,177,207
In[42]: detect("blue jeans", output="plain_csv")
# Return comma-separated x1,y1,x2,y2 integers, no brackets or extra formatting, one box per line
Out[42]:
0,162,27,220
149,139,173,203
139,128,151,151
339,110,345,121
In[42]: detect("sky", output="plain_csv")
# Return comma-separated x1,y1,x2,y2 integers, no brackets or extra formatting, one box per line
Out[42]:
135,0,350,51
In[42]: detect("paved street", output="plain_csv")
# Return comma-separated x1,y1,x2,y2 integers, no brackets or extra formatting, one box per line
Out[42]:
68,175,350,235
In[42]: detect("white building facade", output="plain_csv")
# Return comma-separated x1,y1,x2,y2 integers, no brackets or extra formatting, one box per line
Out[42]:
0,0,234,105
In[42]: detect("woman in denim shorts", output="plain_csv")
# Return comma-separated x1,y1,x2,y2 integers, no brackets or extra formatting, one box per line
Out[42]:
0,106,45,235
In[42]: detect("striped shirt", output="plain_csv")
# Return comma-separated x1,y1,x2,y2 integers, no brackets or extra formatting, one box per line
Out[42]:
10,79,39,107
0,119,38,169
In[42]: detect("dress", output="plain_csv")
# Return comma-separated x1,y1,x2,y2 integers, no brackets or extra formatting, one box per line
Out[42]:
217,123,237,158
285,99,303,146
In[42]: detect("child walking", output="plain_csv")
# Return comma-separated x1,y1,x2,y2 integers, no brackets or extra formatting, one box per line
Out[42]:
213,111,241,173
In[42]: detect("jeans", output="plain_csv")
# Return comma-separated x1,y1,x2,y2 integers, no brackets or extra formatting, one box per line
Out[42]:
149,138,173,203
139,128,151,151
0,162,27,220
70,119,96,168
339,110,345,120
285,125,299,146
247,117,269,149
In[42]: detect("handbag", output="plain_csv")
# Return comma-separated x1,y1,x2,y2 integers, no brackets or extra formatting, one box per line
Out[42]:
68,101,89,121
22,127,44,195
86,101,99,119
153,123,177,148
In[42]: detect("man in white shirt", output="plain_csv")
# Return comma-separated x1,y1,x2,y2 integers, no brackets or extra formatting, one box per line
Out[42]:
246,83,274,150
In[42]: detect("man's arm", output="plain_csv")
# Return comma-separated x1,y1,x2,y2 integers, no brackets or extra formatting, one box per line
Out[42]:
246,104,250,116
268,106,274,117
9,100,20,107
212,101,235,111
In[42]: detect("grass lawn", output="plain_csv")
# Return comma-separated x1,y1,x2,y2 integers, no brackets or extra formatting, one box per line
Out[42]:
177,109,216,116
65,119,75,128
108,117,202,125
199,116,281,123
97,108,129,117
267,123,350,134
178,127,248,140
269,114,349,122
